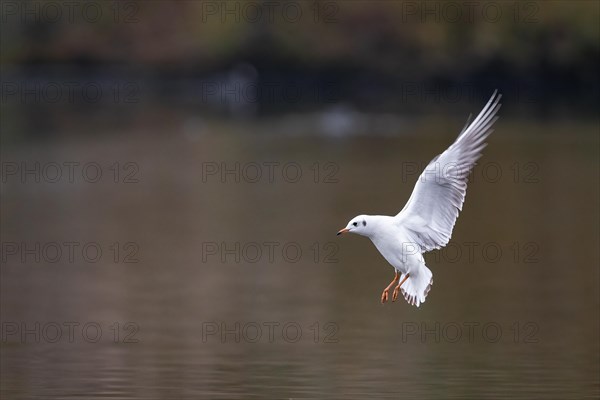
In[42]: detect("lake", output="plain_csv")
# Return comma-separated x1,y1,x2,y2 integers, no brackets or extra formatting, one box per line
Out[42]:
1,114,598,399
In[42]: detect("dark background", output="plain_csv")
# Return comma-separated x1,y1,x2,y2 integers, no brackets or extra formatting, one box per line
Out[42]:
1,1,599,399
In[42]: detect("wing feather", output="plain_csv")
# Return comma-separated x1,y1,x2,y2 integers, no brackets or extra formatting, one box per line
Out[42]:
396,91,502,251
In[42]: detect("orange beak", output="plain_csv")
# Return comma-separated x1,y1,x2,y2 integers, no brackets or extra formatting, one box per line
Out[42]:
337,228,350,236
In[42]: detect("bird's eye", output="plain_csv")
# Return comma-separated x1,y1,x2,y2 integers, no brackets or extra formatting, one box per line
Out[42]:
363,221,367,226
353,222,358,227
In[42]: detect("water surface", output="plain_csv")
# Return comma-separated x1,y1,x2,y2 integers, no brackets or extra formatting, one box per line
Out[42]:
1,118,598,399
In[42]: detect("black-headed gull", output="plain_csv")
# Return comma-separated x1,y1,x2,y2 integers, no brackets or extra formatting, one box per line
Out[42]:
337,91,502,307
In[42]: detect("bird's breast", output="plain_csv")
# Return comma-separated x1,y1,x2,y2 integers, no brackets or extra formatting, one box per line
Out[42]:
370,235,413,272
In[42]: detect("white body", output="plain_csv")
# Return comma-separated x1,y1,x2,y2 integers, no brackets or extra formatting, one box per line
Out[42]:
367,216,424,276
340,91,502,307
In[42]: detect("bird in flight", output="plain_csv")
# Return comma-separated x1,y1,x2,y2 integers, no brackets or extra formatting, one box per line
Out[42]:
337,91,502,307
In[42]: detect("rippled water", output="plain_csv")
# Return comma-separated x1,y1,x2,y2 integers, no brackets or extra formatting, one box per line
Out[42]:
1,118,598,399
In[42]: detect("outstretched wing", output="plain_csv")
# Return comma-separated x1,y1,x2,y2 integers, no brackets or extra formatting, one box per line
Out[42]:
396,91,502,252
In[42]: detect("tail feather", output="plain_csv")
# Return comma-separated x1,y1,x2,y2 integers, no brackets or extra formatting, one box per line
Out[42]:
400,265,433,307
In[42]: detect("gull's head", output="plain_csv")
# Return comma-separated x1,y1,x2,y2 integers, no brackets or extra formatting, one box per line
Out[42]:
337,215,372,237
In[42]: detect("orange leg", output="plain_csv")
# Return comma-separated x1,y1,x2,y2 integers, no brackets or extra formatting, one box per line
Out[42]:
392,273,410,302
381,271,399,304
